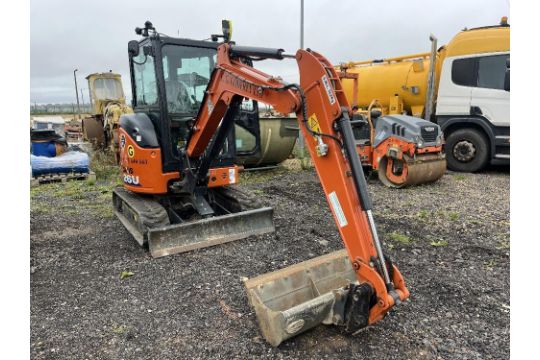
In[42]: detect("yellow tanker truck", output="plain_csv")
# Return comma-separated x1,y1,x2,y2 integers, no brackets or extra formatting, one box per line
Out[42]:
339,17,510,172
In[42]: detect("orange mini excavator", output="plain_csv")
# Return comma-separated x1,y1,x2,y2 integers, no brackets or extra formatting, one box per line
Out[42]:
113,21,409,346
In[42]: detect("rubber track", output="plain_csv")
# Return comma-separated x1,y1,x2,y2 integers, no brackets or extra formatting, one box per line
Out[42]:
113,187,170,230
214,185,263,211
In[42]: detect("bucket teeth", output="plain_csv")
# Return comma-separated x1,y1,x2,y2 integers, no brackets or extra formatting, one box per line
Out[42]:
244,250,372,346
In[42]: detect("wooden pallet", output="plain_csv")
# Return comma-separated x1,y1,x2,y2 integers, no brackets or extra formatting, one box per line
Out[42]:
31,171,96,186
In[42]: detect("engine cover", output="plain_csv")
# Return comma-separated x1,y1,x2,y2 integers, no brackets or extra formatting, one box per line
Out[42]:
373,114,442,148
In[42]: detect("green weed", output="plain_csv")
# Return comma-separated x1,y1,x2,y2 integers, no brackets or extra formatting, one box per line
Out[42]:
484,259,496,270
111,324,127,334
388,232,412,244
90,151,119,181
430,239,449,247
417,210,429,220
496,240,510,250
448,212,460,221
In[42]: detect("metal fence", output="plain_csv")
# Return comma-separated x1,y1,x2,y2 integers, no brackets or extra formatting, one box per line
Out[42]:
30,103,92,115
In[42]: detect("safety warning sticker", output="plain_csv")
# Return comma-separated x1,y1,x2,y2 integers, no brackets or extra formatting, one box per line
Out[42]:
307,113,321,142
321,75,336,105
328,191,348,228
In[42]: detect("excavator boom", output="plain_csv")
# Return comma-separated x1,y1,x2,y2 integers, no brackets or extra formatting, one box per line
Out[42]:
186,43,410,345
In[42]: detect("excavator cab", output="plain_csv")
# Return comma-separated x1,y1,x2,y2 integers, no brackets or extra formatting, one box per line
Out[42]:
126,33,262,172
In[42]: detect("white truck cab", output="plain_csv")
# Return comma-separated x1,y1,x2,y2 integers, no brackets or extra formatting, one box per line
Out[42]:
435,21,510,171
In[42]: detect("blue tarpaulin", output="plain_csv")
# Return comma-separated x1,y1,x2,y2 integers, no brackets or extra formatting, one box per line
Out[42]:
31,151,90,176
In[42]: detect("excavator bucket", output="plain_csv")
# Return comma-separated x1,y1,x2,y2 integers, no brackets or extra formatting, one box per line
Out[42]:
244,250,358,347
148,207,274,258
82,116,105,146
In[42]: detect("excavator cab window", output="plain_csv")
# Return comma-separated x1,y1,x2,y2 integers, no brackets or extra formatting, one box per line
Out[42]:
132,50,158,107
128,37,262,172
161,45,216,116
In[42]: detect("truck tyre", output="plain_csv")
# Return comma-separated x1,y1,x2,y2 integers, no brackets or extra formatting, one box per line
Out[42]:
445,128,489,172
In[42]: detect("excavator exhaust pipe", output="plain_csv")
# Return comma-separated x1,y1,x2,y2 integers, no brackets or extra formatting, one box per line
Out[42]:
244,250,372,347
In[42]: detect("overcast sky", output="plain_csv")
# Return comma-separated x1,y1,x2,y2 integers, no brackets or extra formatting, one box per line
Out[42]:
30,0,509,104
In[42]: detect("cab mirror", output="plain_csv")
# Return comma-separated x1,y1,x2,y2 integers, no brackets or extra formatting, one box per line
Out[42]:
128,40,139,57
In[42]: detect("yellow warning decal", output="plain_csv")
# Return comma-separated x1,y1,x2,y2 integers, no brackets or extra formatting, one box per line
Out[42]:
127,145,135,158
307,113,321,142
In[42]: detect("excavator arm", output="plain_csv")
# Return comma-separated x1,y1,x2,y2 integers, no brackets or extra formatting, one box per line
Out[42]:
185,43,409,345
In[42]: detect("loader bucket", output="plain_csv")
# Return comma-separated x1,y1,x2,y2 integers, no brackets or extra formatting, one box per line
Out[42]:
244,249,357,346
148,207,275,258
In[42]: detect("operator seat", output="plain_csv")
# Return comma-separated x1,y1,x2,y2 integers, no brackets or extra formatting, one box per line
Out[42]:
165,80,192,113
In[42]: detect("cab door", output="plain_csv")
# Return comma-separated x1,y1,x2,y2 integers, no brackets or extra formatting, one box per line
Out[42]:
470,53,510,127
436,56,474,116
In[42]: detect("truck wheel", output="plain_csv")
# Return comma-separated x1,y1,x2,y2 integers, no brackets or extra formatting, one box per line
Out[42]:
445,128,489,172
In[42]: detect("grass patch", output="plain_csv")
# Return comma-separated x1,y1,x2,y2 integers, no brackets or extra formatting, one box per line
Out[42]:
387,232,412,244
484,259,496,270
496,240,510,250
86,203,115,219
30,201,51,215
453,174,466,181
111,324,127,334
448,212,460,221
90,150,120,182
30,174,116,218
430,239,449,247
30,151,120,219
417,209,429,220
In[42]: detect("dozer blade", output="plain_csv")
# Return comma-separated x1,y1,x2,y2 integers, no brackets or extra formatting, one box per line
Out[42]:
245,249,371,347
149,207,275,258
113,187,275,257
378,153,447,188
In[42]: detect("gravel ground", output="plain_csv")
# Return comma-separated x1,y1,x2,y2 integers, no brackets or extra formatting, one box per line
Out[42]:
30,165,509,359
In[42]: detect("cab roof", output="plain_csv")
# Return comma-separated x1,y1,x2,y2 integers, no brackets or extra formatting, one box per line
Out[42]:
85,72,122,80
444,23,510,57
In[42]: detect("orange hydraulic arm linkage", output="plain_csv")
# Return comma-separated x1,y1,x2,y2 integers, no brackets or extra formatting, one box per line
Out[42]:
187,43,409,325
